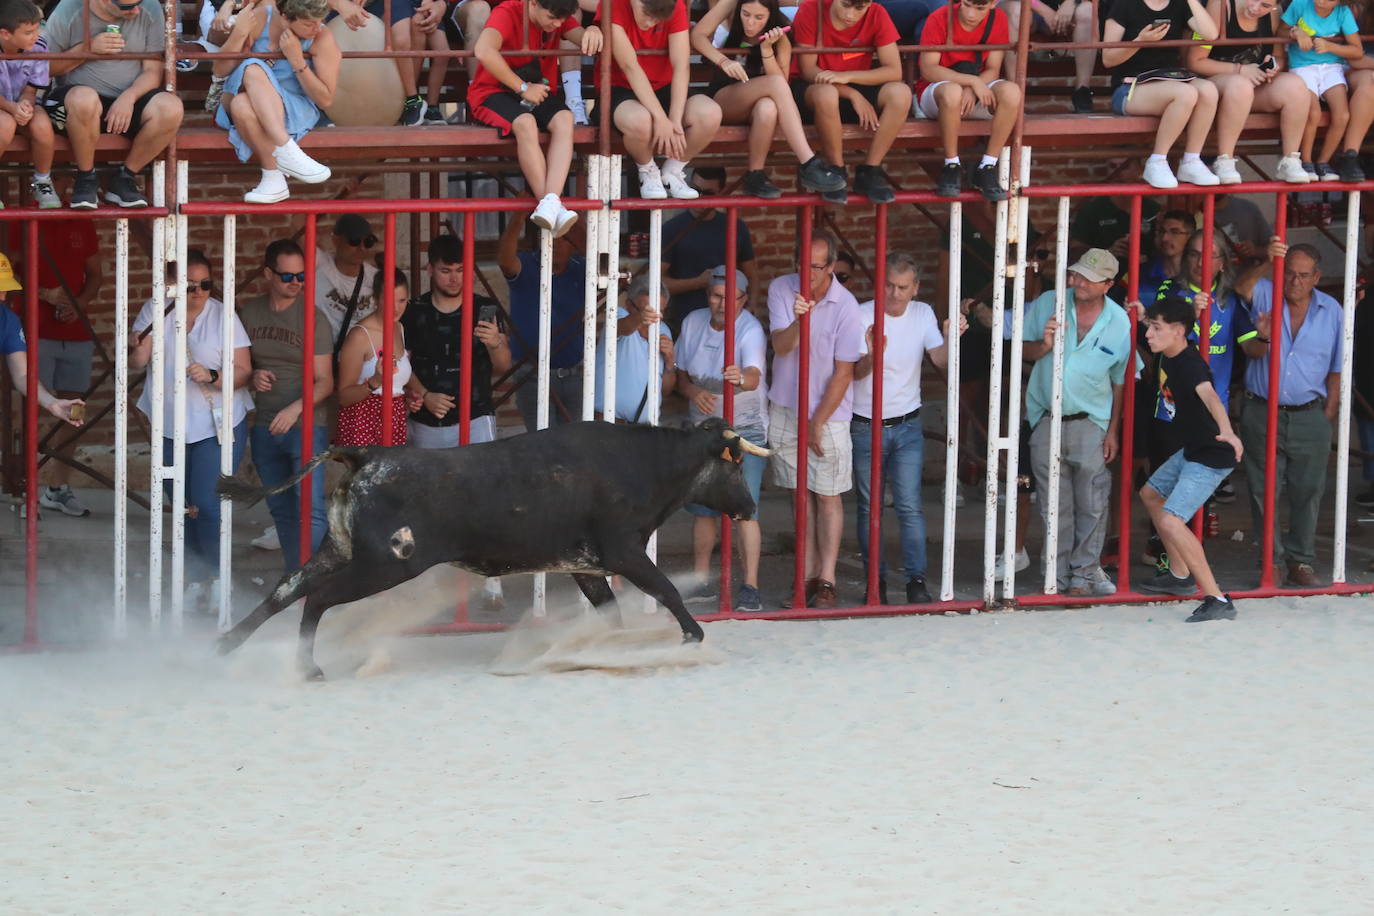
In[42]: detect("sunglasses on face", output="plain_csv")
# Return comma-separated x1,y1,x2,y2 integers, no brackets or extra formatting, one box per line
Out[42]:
187,279,213,291
274,270,307,283
112,0,141,9
344,235,377,249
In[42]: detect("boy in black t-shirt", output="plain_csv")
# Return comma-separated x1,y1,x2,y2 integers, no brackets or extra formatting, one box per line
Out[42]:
1138,295,1243,622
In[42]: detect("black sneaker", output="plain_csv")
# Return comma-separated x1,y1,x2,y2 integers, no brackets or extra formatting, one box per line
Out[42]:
734,584,763,612
973,163,1007,202
1214,478,1236,504
1335,149,1366,183
820,166,848,204
1139,570,1197,596
1315,161,1338,182
937,162,962,197
421,106,447,125
1356,486,1374,508
71,170,99,210
905,575,932,604
399,95,426,126
682,580,718,605
853,164,895,204
105,167,147,208
1071,85,1093,114
1185,594,1237,622
798,155,847,193
742,169,782,199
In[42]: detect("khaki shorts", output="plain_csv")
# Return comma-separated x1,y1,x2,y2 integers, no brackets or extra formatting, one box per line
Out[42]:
768,403,853,496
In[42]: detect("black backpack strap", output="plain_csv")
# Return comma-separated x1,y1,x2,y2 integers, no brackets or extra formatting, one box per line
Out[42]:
974,9,996,70
331,268,367,370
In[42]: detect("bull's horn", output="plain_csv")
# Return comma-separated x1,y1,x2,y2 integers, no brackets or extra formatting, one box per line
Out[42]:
724,429,772,457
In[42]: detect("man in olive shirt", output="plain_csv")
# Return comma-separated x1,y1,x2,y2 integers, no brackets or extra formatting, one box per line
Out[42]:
240,239,334,572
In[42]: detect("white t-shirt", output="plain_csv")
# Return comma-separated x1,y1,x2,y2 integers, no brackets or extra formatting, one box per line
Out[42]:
314,249,377,347
132,296,254,444
851,299,943,419
675,308,768,438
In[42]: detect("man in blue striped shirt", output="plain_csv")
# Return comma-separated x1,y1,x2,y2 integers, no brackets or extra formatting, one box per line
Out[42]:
1235,238,1343,588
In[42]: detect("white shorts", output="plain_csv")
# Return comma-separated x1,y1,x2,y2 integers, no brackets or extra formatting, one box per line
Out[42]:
406,413,496,448
1294,63,1347,98
768,403,853,496
916,79,1004,120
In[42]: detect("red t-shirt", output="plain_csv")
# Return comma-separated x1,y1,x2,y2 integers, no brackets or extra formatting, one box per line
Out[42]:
790,0,900,77
468,0,578,111
915,5,1009,96
596,0,689,90
7,219,97,342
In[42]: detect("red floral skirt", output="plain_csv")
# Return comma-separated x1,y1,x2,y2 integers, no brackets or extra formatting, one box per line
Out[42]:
333,394,409,446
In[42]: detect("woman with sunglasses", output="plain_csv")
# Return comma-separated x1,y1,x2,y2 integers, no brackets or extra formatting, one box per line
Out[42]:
131,250,254,613
1184,0,1311,184
214,0,341,203
334,268,414,446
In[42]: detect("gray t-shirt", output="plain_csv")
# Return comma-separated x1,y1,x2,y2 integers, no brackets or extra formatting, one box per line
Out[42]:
239,295,333,429
44,0,165,98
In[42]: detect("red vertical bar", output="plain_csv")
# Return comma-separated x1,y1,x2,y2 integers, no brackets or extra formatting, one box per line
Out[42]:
381,212,396,446
1259,197,1287,589
22,220,38,646
792,207,813,609
598,0,611,157
866,205,888,607
301,217,317,567
717,208,738,613
1117,196,1142,595
459,212,475,446
1192,194,1215,540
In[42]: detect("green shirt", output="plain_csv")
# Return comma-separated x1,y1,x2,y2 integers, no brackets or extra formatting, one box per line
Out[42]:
1023,289,1137,432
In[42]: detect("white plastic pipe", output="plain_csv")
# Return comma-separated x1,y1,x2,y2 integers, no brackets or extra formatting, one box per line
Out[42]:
218,215,236,631
1042,196,1071,594
1001,150,1033,599
148,162,166,628
582,155,601,423
532,214,554,618
1332,191,1359,584
643,206,662,614
113,218,129,638
979,149,1011,606
940,202,962,602
170,160,189,629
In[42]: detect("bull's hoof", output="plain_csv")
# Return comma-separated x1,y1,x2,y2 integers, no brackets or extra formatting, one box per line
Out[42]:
301,666,326,682
215,635,236,656
682,630,704,645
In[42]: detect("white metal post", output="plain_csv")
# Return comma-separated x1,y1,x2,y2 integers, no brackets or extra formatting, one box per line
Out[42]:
113,219,129,638
1042,195,1071,594
1332,192,1360,583
939,202,962,601
170,160,189,629
582,155,602,423
148,162,166,627
218,215,236,630
601,158,623,427
531,219,554,618
1001,150,1033,599
643,206,663,614
979,149,1011,605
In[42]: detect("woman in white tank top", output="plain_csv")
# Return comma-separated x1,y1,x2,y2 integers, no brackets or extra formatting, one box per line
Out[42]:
334,269,414,446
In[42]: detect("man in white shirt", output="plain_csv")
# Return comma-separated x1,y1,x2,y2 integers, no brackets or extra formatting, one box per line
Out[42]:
594,275,676,423
676,266,768,612
851,253,962,605
315,213,379,352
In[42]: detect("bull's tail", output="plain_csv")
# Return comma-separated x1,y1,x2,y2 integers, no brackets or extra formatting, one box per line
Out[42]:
216,447,369,506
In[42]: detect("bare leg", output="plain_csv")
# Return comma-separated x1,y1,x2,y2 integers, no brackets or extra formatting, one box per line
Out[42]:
805,83,843,165
935,82,963,159
424,27,450,106
1342,70,1374,150
0,111,16,163
738,518,761,588
239,63,290,147
125,92,184,171
24,108,54,175
1300,90,1320,161
681,94,722,160
987,80,1021,153
1181,77,1218,154
714,74,818,166
1210,74,1253,157
613,100,654,166
1072,2,1095,89
227,92,278,166
61,86,101,171
815,492,844,584
1126,81,1202,155
1318,85,1349,163
544,109,574,195
510,114,547,196
455,1,491,81
391,18,418,97
1000,0,1025,82
1254,72,1308,156
866,82,912,165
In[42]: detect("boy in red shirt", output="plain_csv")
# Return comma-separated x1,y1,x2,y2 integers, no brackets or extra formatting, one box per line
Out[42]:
791,0,911,204
917,0,1021,201
599,0,721,199
471,0,603,236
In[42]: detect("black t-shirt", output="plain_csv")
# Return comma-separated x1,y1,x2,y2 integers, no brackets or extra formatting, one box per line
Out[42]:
401,291,502,426
662,210,754,328
1157,344,1236,468
1105,0,1193,88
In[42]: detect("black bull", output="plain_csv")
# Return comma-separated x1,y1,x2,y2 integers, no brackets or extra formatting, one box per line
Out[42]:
216,418,771,679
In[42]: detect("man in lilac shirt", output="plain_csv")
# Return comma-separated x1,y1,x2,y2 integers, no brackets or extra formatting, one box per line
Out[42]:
767,229,863,609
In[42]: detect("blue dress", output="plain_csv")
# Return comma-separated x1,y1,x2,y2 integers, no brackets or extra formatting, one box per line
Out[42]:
214,6,323,163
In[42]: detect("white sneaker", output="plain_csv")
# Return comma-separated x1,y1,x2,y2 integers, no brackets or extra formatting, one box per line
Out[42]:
39,485,90,517
273,140,330,184
662,169,699,200
244,171,289,204
993,547,1031,578
1212,154,1242,185
1142,158,1178,189
553,206,579,239
1176,158,1220,186
530,193,561,232
251,525,280,551
1276,153,1312,184
638,163,667,200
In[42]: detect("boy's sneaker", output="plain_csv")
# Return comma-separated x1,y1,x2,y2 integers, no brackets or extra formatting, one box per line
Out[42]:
553,206,579,239
662,169,699,200
1212,154,1242,185
1185,594,1236,622
972,163,1007,201
1334,149,1365,182
1276,153,1312,184
853,164,895,204
905,575,932,604
798,155,846,193
735,584,763,612
1314,161,1338,182
71,171,100,210
1070,85,1093,113
274,140,330,183
1139,569,1197,596
742,169,782,199
38,485,90,518
105,168,148,208
937,161,963,197
1301,160,1317,178
530,193,562,232
682,578,718,605
1176,158,1219,186
820,166,849,204
421,106,448,125
30,178,60,209
638,163,667,200
1142,158,1178,189
399,95,426,126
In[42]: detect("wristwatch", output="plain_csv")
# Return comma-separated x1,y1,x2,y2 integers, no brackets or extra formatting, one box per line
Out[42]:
518,81,529,94
208,368,220,384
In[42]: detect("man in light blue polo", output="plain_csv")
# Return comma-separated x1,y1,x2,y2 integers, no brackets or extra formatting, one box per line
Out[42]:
594,274,676,423
1023,247,1134,596
1235,239,1343,588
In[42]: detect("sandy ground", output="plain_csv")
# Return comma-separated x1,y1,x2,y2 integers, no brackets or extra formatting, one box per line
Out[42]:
4,591,1374,915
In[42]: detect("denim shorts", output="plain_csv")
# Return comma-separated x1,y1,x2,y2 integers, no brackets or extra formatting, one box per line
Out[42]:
686,449,766,518
1111,83,1131,115
1146,449,1230,521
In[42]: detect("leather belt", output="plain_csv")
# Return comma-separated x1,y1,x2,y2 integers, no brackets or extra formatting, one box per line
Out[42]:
852,407,921,428
1245,392,1322,412
1060,412,1090,422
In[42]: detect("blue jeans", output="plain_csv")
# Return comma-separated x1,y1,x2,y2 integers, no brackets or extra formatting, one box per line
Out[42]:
162,420,248,583
851,415,927,579
249,424,329,572
1360,418,1374,483
1146,449,1232,521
